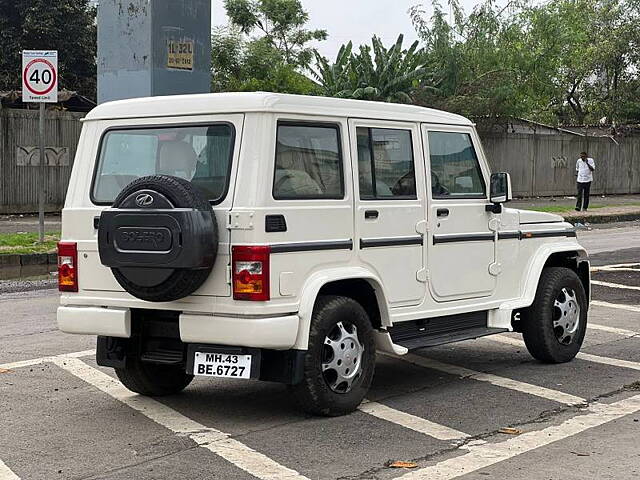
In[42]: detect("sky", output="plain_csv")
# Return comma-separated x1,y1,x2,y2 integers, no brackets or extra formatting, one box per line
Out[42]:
211,0,485,60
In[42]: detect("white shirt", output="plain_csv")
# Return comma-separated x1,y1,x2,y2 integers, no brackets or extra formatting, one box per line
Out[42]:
576,157,595,183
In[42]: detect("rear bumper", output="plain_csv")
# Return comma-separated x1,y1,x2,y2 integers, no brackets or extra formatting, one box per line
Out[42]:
179,313,299,350
57,306,131,338
57,306,299,350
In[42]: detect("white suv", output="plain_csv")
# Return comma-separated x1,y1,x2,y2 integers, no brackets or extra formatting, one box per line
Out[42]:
57,92,589,415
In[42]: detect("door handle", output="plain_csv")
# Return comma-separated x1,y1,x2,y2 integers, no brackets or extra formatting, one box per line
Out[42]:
364,210,379,219
437,208,449,218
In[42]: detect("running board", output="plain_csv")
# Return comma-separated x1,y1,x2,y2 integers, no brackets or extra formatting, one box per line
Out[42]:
388,311,507,350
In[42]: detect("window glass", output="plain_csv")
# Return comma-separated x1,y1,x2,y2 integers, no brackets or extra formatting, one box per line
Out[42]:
92,124,234,203
428,131,486,198
274,124,343,199
357,127,416,199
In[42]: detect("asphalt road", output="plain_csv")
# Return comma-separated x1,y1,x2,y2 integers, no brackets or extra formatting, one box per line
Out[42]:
1,225,639,480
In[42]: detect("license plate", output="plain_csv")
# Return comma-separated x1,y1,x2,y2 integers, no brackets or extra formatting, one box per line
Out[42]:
193,352,251,379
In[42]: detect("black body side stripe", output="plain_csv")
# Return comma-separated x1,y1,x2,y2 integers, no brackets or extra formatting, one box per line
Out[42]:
498,232,521,240
521,229,577,239
433,229,576,245
433,233,494,244
270,240,353,254
360,236,424,248
267,230,575,252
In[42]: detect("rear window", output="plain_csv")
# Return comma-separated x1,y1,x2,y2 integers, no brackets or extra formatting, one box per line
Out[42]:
92,123,234,204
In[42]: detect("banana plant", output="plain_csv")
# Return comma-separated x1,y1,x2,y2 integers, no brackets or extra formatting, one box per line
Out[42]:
312,34,437,103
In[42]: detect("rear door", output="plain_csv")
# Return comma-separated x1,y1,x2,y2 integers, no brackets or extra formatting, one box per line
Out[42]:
422,124,495,301
70,114,244,297
349,119,426,307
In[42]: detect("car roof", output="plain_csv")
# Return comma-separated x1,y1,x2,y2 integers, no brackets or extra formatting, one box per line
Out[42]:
85,92,473,126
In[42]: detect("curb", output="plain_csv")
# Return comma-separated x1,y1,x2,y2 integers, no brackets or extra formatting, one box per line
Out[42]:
0,252,57,280
563,211,640,225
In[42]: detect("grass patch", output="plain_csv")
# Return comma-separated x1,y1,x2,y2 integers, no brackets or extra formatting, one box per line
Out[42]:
0,232,60,255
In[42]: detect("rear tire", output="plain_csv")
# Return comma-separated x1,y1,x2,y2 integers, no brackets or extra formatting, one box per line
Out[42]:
115,356,193,396
291,295,376,416
522,267,588,363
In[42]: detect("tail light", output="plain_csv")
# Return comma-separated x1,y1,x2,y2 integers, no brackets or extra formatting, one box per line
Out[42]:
58,242,78,292
232,246,270,301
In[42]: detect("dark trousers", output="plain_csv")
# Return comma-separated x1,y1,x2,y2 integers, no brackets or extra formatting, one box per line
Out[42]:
576,181,591,210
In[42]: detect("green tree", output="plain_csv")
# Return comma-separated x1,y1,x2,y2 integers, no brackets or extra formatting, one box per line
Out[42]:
409,1,529,119
224,0,327,68
313,34,433,103
211,0,326,93
409,0,640,125
0,0,97,100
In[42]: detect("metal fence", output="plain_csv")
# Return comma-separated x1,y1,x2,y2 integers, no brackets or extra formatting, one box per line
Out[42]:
0,108,85,214
1,111,639,214
482,132,640,197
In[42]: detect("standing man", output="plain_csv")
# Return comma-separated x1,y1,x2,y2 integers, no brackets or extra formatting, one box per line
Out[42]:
575,151,595,211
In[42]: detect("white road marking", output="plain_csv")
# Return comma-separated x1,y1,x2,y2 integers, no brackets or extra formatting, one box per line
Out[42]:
384,352,585,406
590,262,640,272
576,352,640,371
52,357,309,480
398,393,640,480
592,267,639,272
0,460,20,480
359,400,470,442
588,323,639,337
591,300,640,313
0,349,95,371
591,280,640,291
492,335,640,371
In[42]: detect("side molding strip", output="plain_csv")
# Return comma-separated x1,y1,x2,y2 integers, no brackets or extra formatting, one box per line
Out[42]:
270,240,353,254
433,229,576,245
360,236,424,249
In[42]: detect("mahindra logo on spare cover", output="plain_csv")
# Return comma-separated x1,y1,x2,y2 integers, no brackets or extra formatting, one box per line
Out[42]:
135,193,154,207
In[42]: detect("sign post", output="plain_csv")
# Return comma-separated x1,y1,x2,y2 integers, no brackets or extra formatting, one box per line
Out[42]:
22,50,58,243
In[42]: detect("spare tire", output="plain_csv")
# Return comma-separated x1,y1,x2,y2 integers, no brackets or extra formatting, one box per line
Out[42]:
98,175,217,302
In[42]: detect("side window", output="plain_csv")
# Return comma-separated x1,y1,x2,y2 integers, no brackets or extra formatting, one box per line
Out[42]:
357,127,416,199
428,131,486,198
273,123,344,200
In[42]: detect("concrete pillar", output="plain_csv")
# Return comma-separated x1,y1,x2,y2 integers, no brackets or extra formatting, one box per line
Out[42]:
97,0,211,104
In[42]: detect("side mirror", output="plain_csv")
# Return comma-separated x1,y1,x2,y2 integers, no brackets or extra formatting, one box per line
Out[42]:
486,172,512,213
490,172,512,204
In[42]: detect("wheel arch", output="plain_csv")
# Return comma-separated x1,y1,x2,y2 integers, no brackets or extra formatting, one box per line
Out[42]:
293,268,389,350
510,244,589,312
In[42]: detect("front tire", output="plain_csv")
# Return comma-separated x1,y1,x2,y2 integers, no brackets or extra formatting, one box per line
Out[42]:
522,267,588,363
115,356,193,396
291,296,376,416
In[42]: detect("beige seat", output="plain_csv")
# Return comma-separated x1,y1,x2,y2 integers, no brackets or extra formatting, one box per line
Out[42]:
158,141,198,180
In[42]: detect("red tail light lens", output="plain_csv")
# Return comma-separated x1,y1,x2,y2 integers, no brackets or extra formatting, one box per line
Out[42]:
232,246,270,301
58,242,78,292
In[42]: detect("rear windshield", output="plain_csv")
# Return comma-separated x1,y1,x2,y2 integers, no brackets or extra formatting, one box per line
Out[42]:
92,123,234,204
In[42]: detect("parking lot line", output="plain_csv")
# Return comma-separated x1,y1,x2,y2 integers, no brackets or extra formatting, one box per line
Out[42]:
52,357,310,480
385,353,585,406
591,300,640,313
397,393,640,480
0,460,20,480
359,400,470,442
590,262,640,272
492,335,640,371
576,352,640,371
591,279,640,291
0,349,95,371
588,323,639,337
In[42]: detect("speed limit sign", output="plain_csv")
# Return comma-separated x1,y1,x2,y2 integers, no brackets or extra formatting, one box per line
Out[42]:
22,50,58,103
